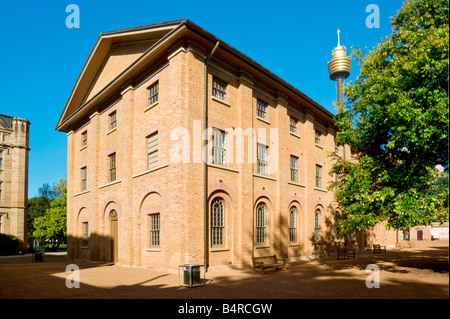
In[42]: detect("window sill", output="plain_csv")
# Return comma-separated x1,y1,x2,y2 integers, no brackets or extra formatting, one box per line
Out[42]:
210,247,230,252
290,132,301,139
107,127,117,135
212,96,231,107
132,163,169,179
315,144,323,149
255,245,270,249
314,187,328,193
80,145,87,151
98,179,122,189
253,173,277,181
144,101,159,113
146,248,161,252
256,116,271,125
289,243,300,247
208,163,239,173
288,181,306,188
73,190,90,197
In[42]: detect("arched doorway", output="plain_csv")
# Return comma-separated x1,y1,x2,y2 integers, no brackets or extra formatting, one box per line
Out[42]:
110,210,118,263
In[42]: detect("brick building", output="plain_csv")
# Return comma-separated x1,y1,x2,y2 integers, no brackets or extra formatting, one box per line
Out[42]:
56,20,395,269
0,114,30,248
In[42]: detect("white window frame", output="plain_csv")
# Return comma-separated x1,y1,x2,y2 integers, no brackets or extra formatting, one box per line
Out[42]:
211,198,225,247
109,153,116,182
315,130,322,146
109,111,117,130
257,143,268,175
256,203,267,245
149,213,160,247
256,99,268,120
147,132,158,169
290,117,298,134
82,222,89,247
81,167,87,191
315,165,322,189
148,81,159,106
314,209,321,242
290,155,298,182
212,77,227,101
289,206,297,243
212,128,226,165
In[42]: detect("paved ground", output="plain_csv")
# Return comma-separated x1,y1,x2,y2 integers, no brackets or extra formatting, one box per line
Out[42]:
0,240,448,300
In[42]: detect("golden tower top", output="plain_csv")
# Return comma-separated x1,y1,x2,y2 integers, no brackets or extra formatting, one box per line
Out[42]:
327,29,351,81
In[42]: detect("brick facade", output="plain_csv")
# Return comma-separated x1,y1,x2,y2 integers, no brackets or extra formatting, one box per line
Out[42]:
57,20,398,270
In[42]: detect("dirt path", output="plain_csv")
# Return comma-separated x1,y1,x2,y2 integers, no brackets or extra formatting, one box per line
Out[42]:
0,240,448,299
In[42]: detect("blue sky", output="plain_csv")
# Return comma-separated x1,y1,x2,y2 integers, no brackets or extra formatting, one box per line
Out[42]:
0,0,405,197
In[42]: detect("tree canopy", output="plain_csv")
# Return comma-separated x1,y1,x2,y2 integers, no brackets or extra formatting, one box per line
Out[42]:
28,178,67,243
331,0,449,233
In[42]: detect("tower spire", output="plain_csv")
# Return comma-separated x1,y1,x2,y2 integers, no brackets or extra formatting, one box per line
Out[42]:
337,28,341,47
327,29,351,104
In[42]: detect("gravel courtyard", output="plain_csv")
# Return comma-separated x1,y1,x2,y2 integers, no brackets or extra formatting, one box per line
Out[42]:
0,240,448,299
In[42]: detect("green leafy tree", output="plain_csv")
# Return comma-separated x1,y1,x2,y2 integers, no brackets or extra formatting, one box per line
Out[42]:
331,0,449,233
33,185,67,243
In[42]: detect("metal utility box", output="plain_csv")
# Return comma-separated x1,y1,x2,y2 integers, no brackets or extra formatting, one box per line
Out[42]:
178,264,205,287
34,251,43,262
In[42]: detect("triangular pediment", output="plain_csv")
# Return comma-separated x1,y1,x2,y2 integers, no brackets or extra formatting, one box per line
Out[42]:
56,19,187,132
84,40,158,103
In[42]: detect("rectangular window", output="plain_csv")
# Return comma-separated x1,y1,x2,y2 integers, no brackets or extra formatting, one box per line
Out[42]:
0,151,3,169
149,213,160,247
315,165,322,189
81,131,87,147
147,132,158,169
257,143,268,175
109,111,117,130
212,78,227,101
290,155,298,182
290,117,298,134
109,153,116,182
315,130,322,145
148,81,159,106
81,167,87,191
0,182,2,201
212,128,226,165
257,99,267,120
82,222,89,246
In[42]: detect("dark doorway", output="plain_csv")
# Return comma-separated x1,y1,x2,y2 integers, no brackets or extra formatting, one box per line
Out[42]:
110,210,118,263
417,229,423,241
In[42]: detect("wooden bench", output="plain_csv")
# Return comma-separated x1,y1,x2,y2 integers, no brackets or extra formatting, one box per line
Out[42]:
406,241,416,248
373,244,386,253
337,247,356,260
252,255,287,274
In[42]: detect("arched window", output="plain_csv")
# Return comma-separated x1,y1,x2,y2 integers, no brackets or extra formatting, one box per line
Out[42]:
289,207,297,243
211,199,225,247
314,209,321,242
256,203,267,245
110,210,118,220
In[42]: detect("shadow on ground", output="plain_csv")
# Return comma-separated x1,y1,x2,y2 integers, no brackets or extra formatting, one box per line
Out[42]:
0,241,448,300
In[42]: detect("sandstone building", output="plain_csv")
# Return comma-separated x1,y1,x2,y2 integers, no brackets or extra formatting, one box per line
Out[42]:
0,114,30,247
56,20,396,269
